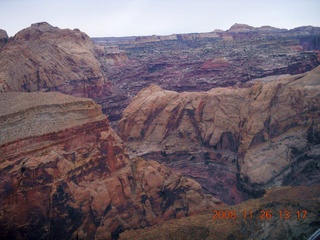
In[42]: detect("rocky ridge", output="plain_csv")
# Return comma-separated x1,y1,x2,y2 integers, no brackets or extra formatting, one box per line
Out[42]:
94,24,320,122
119,66,320,204
1,22,319,239
1,23,319,126
130,24,320,42
0,92,220,239
0,22,110,99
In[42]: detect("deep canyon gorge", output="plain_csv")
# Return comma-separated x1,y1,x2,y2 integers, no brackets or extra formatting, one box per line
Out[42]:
0,22,319,239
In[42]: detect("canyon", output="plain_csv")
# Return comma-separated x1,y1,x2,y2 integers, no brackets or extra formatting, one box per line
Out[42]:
0,92,219,239
0,22,319,239
93,23,320,122
119,67,320,204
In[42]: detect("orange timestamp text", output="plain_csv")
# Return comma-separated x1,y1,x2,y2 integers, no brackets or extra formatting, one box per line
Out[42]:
212,209,307,220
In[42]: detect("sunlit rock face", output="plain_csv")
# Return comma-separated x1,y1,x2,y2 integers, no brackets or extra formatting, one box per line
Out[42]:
94,24,320,122
0,92,220,240
0,22,110,99
119,66,320,204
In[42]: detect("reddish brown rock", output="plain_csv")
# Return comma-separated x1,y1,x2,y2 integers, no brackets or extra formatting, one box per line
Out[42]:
95,24,320,122
120,185,320,240
119,66,320,204
0,92,220,239
0,22,110,99
201,57,230,70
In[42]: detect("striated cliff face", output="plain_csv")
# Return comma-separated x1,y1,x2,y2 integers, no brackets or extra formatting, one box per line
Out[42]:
95,24,320,122
1,21,318,240
0,22,109,99
0,92,105,145
119,66,320,204
0,92,220,240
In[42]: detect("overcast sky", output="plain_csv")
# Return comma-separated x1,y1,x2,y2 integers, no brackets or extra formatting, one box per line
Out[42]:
1,0,319,37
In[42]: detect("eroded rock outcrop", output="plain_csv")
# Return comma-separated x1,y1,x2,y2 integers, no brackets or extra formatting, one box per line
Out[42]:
0,22,109,99
119,66,320,204
94,24,320,122
0,92,220,239
94,45,129,65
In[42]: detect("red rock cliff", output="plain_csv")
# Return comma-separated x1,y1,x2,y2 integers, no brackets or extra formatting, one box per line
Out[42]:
96,24,320,122
119,66,320,204
0,92,220,239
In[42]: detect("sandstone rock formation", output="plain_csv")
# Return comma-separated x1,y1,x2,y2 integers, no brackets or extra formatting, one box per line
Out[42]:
95,45,129,65
94,24,320,122
119,66,320,204
0,92,220,240
120,185,320,240
0,22,109,99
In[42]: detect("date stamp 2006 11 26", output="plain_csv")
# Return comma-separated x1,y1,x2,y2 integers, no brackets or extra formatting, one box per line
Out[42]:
212,210,307,220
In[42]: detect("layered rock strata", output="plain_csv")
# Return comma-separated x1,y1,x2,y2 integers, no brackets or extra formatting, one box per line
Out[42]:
0,92,220,240
119,66,320,204
94,24,320,122
0,22,109,99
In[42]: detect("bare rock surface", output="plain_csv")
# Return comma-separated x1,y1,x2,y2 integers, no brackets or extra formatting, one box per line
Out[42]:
94,24,320,122
1,21,319,239
0,29,8,51
0,92,220,240
0,92,104,145
119,66,320,204
120,185,320,240
0,22,109,99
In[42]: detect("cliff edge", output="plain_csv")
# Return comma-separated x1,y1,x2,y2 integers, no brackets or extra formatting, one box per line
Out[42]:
0,92,220,239
119,66,320,204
